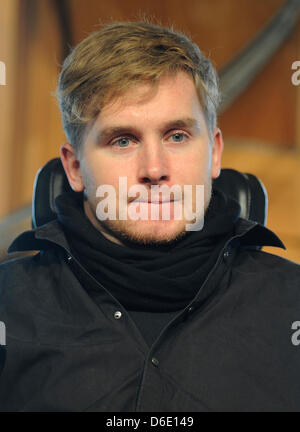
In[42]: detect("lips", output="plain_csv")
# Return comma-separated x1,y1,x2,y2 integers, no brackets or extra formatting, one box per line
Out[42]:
137,199,176,204
139,200,174,204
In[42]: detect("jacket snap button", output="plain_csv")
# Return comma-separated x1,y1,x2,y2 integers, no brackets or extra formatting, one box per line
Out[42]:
188,306,194,313
67,255,72,262
223,250,231,259
151,357,159,367
114,311,122,320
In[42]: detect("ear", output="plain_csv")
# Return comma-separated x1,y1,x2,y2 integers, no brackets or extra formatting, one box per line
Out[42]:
60,142,85,192
211,128,224,180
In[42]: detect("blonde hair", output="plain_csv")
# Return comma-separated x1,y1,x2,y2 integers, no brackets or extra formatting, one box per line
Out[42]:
56,21,220,153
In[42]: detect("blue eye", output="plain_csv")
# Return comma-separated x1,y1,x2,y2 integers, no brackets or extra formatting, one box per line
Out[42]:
113,137,131,148
171,133,187,142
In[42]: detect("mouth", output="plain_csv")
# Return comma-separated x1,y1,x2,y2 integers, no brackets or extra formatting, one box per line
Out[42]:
136,199,176,204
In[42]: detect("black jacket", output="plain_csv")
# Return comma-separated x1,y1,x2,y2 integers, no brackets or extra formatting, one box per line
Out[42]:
0,217,300,412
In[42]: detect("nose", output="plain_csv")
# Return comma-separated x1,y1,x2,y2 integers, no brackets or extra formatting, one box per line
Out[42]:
137,138,170,186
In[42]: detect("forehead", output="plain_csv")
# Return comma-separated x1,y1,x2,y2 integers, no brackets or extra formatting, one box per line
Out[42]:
81,71,208,147
99,71,203,122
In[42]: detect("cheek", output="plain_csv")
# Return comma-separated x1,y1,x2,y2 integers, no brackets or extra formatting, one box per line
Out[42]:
84,162,129,200
81,155,110,189
179,151,210,184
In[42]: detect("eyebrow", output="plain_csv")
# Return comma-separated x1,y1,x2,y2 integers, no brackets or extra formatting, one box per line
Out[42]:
94,117,202,143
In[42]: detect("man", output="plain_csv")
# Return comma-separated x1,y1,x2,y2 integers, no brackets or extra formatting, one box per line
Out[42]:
0,21,300,412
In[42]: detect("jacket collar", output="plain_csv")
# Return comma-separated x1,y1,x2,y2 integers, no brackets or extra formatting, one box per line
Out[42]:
7,216,286,255
7,220,71,254
234,217,286,249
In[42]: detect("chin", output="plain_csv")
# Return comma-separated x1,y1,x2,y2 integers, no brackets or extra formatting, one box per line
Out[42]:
101,218,190,247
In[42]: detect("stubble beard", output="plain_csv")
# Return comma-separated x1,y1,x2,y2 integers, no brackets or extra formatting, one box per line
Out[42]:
83,182,212,248
98,217,190,247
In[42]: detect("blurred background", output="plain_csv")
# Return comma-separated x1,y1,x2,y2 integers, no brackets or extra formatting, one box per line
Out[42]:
0,0,300,262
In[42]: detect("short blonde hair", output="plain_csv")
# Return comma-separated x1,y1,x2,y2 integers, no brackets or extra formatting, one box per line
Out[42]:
56,21,220,153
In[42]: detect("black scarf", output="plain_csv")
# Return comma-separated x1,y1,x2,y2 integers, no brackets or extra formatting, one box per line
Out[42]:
54,187,241,312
